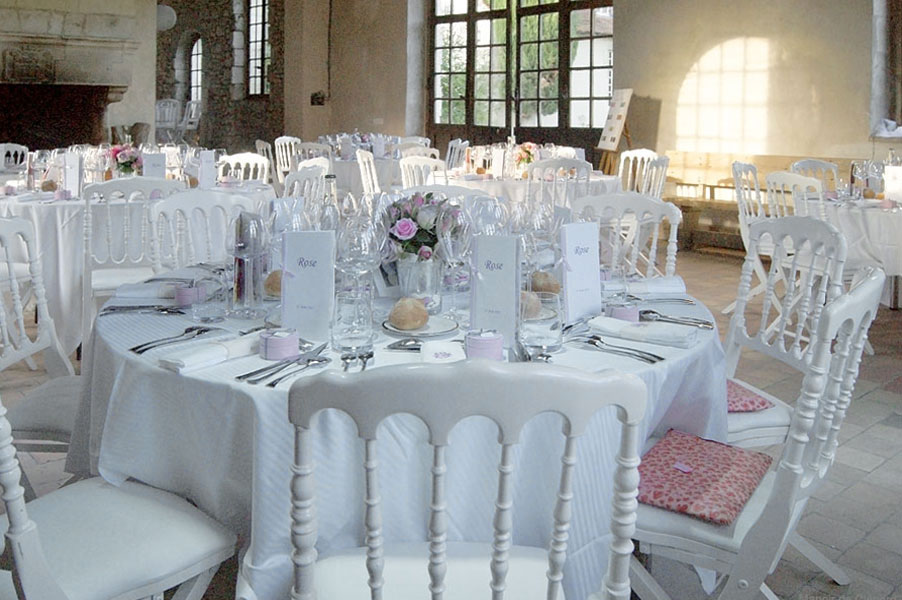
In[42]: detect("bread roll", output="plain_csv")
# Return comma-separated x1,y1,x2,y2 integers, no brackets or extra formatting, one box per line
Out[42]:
531,270,561,294
264,270,282,297
389,297,429,330
40,180,57,192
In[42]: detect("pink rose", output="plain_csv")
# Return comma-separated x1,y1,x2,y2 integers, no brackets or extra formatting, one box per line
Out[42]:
414,194,425,207
391,217,418,241
418,245,433,260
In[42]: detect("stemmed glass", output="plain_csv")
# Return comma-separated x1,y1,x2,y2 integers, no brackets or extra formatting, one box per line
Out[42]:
336,216,383,294
467,196,509,236
437,202,473,324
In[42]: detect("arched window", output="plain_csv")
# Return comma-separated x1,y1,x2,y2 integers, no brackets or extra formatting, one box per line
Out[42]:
248,0,271,95
190,38,203,103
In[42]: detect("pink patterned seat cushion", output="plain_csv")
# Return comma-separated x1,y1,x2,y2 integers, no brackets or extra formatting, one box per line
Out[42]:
638,429,773,525
727,379,775,413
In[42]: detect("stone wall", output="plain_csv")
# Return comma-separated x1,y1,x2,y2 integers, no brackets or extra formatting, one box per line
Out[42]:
156,0,284,152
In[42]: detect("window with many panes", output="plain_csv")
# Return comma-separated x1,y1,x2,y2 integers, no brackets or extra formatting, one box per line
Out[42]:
430,0,612,139
190,38,203,103
248,0,270,96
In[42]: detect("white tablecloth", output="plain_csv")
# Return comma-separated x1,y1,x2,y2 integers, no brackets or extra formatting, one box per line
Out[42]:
0,184,275,354
332,157,401,196
67,286,725,599
441,173,621,203
817,200,902,276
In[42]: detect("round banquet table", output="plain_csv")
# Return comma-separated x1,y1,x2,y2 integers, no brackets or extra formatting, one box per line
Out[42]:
67,275,726,600
0,183,275,354
808,198,902,276
437,172,621,203
331,157,401,196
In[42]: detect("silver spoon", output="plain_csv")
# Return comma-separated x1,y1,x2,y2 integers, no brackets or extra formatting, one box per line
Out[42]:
358,350,374,371
341,353,358,371
266,356,332,387
130,326,211,354
639,309,714,329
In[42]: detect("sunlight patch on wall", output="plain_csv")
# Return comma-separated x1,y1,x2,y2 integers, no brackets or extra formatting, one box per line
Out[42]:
676,37,769,154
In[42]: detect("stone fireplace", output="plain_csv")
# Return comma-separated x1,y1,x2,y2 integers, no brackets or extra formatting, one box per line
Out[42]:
0,6,141,148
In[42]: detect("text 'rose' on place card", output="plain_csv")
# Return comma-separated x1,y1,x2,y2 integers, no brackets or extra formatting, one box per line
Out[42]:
142,153,166,179
470,235,520,347
281,230,335,341
561,221,602,324
198,150,216,189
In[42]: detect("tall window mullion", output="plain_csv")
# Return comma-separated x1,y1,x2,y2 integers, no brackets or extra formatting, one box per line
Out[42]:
568,3,613,128
248,0,270,96
472,5,509,128
517,1,561,128
190,38,203,103
433,2,469,125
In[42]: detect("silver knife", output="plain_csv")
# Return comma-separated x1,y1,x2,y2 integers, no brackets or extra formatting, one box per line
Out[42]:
242,342,328,384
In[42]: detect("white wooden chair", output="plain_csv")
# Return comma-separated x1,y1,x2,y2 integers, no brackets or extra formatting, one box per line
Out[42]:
284,166,326,208
640,155,669,199
400,145,441,159
255,139,282,194
0,389,237,599
722,162,769,315
572,192,682,278
617,148,657,193
0,217,77,501
724,216,847,448
175,100,202,144
630,266,885,600
445,138,469,169
765,171,823,219
356,149,382,195
790,158,839,193
297,156,332,175
218,152,270,182
288,360,647,600
0,143,28,172
274,135,302,184
295,142,334,172
399,135,430,146
81,179,183,348
393,142,426,156
400,156,448,188
527,157,593,209
149,190,255,270
154,99,181,144
401,184,484,202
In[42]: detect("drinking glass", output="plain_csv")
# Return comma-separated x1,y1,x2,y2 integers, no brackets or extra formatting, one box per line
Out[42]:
518,291,563,353
331,291,375,353
437,202,473,323
336,216,383,293
467,196,509,236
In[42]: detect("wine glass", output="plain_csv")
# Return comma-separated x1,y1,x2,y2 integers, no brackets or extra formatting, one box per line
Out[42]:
336,216,383,294
467,196,509,236
437,202,473,323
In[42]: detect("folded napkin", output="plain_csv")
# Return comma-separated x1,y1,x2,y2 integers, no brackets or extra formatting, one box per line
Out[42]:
588,315,698,348
627,276,686,295
115,282,177,298
421,341,466,363
158,333,260,373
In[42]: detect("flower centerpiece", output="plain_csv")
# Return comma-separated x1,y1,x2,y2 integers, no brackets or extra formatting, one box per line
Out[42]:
110,144,142,177
514,141,538,176
384,192,445,313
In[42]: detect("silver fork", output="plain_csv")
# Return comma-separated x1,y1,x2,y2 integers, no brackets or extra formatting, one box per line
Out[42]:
568,335,662,364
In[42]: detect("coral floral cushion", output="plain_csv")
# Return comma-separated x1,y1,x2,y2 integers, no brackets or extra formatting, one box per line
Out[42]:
638,429,773,526
727,379,775,413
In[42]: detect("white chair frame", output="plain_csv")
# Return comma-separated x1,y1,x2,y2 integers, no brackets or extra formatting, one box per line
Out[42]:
527,157,593,210
284,166,326,209
400,145,441,159
790,158,839,193
640,155,669,199
288,360,647,600
274,136,302,183
400,156,448,188
218,152,270,182
1,144,28,172
356,149,382,195
618,149,657,193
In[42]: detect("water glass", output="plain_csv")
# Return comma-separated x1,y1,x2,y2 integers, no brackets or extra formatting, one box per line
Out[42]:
518,291,563,353
331,291,375,353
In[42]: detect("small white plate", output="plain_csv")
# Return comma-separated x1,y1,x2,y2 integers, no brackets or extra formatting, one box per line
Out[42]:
382,315,459,338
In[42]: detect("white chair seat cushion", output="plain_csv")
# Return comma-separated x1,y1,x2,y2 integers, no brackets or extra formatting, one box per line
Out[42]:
6,375,82,440
636,471,775,555
314,542,558,599
637,429,772,525
726,378,775,412
726,379,792,444
91,266,156,293
0,478,235,600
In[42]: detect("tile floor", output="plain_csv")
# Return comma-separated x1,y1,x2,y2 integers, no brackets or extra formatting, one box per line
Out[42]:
3,249,902,599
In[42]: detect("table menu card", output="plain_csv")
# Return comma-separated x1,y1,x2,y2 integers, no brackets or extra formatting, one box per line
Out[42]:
198,150,216,189
63,152,82,197
470,235,520,347
561,222,602,324
885,165,902,202
142,153,166,179
281,230,335,341
340,138,354,161
373,136,386,159
490,148,505,179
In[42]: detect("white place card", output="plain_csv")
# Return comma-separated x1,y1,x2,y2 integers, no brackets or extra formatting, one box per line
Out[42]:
470,235,520,348
340,138,354,161
142,152,166,179
561,222,602,324
373,136,386,159
884,165,902,202
490,148,505,178
281,230,335,341
198,150,216,189
63,151,82,197
575,148,586,162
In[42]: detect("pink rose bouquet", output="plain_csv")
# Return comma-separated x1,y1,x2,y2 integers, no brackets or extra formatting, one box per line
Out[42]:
384,192,446,260
514,142,538,168
110,144,142,175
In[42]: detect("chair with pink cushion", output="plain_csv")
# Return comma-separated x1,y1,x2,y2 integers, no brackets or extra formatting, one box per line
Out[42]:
630,266,885,600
